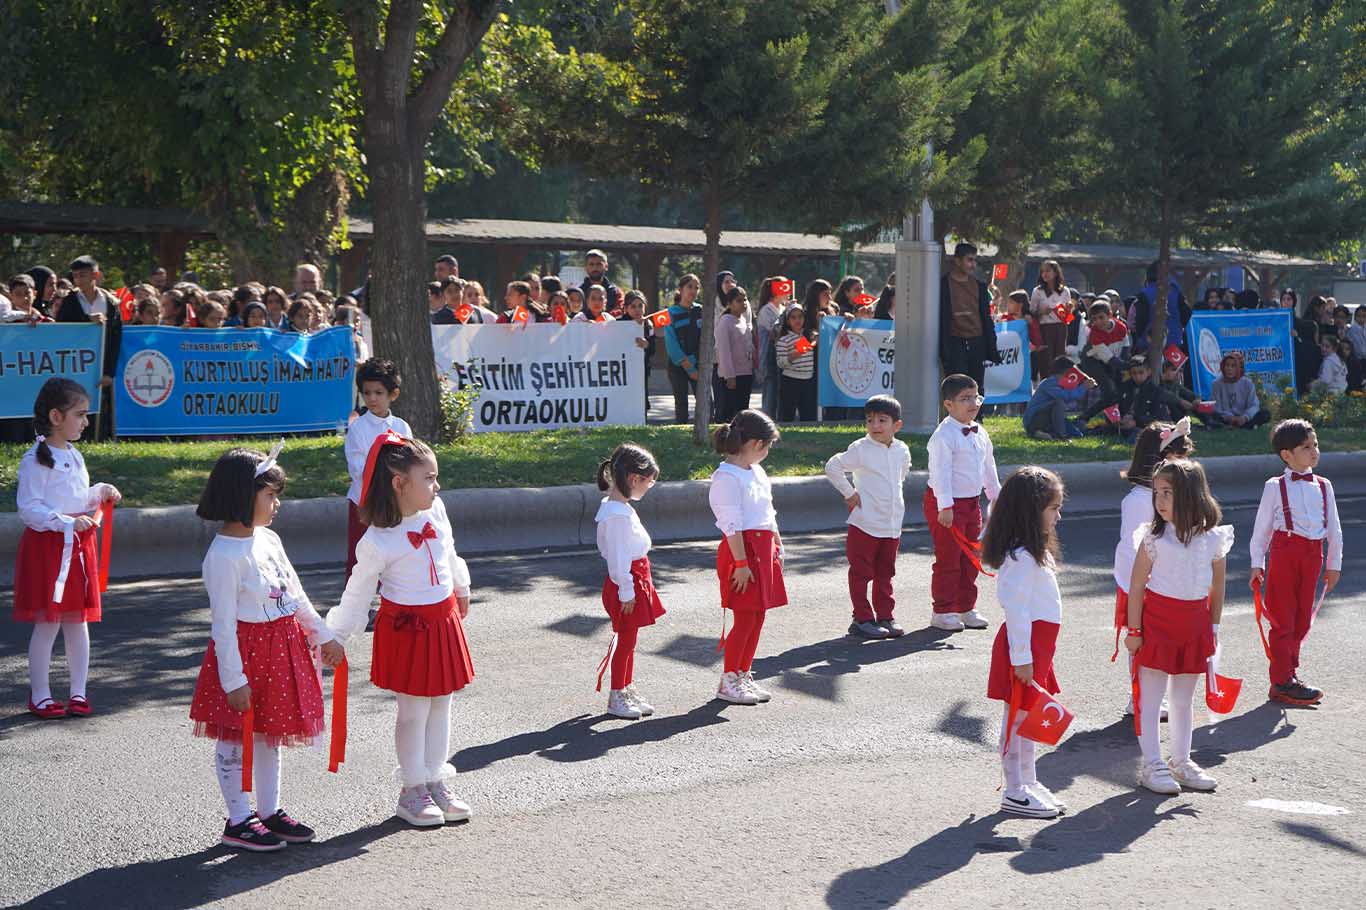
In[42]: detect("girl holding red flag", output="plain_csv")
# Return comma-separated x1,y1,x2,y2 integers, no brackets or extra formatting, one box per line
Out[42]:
1125,460,1233,795
327,432,476,828
982,467,1068,819
189,443,345,852
709,409,787,706
15,378,121,720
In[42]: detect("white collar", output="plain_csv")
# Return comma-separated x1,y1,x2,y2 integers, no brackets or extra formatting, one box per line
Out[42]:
595,498,635,521
716,461,755,477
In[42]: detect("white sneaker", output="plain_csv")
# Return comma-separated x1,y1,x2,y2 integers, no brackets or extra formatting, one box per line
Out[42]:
717,671,759,705
1000,788,1060,818
426,780,472,822
1168,758,1217,792
623,684,654,716
961,610,990,630
740,671,771,703
607,689,642,719
1027,782,1066,813
396,786,445,827
1139,759,1182,795
1124,697,1170,721
930,613,965,632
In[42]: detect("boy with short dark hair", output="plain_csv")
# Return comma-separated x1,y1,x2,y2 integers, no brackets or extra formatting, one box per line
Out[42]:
1118,356,1181,439
1022,356,1096,441
924,375,1001,631
1248,419,1343,705
824,395,913,639
343,359,413,577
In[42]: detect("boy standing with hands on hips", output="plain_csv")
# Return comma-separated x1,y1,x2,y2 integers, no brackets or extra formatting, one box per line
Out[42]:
824,396,913,639
925,375,1001,631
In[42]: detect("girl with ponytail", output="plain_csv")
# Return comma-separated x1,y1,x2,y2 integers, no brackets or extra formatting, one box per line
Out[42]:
593,443,664,719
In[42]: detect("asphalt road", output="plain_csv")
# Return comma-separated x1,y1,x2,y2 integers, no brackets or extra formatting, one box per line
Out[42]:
2,496,1364,909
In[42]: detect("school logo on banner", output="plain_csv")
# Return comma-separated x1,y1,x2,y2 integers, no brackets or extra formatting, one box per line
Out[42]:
123,350,175,407
1184,310,1295,399
829,329,883,399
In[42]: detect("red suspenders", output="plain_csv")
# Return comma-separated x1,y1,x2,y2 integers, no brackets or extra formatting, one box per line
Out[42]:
1277,475,1327,535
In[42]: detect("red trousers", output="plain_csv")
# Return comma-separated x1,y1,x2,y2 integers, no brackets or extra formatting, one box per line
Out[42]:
610,619,638,690
923,489,982,614
847,525,900,621
345,500,366,580
1264,531,1324,685
723,610,766,673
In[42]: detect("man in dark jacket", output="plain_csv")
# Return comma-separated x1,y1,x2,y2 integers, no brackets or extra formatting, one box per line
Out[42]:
938,242,1000,391
55,255,122,438
1130,261,1191,355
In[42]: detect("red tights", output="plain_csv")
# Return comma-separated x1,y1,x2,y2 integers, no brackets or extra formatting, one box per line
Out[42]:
610,621,638,690
722,610,766,673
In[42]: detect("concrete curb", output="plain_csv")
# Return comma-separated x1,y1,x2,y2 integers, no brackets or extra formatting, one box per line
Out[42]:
3,451,1363,586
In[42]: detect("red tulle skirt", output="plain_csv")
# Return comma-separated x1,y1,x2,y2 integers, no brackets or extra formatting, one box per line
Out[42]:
371,595,475,696
1136,590,1215,675
13,527,102,623
716,530,788,612
189,614,325,748
987,620,1061,705
601,557,666,628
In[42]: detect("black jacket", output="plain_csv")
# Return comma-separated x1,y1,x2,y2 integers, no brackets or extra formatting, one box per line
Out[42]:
938,275,1000,365
56,288,122,378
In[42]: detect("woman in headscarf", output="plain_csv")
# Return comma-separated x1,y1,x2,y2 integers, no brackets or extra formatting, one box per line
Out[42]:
27,266,57,317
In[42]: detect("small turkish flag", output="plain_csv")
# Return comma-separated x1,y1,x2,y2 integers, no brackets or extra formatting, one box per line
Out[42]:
1054,302,1075,325
1164,344,1188,369
455,303,472,323
512,305,530,324
1103,404,1121,424
1058,366,1086,391
1196,400,1215,416
553,305,568,325
1205,650,1242,714
648,310,671,328
993,263,1009,282
794,336,813,355
1016,684,1074,746
770,278,795,299
854,292,877,308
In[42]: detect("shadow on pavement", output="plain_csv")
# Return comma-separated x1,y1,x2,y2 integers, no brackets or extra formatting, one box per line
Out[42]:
751,627,959,686
1278,821,1366,857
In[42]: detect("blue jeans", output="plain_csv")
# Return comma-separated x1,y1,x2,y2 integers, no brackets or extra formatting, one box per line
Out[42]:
1025,399,1069,438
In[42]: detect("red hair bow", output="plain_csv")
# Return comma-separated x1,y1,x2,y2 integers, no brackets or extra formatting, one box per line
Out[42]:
359,429,409,509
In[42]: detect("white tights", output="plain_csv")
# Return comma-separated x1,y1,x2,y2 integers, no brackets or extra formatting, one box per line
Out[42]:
999,704,1038,794
28,621,90,705
395,693,453,788
1138,668,1200,765
215,737,282,826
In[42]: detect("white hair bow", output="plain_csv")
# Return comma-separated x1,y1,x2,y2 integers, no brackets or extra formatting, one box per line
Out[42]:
255,439,286,476
1160,416,1191,452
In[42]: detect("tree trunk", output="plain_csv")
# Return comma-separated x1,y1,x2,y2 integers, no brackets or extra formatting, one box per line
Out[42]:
1148,196,1172,370
693,176,722,446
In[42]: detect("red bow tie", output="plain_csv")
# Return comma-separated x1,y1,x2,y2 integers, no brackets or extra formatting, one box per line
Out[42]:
407,521,437,548
961,425,979,436
1290,472,1314,482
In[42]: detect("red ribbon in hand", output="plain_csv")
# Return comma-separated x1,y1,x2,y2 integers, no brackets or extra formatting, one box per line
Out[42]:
1251,578,1274,660
948,526,995,577
329,659,348,773
97,501,114,592
241,707,255,792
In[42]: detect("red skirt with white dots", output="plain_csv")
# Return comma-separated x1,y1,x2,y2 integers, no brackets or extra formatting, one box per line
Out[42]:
188,613,325,748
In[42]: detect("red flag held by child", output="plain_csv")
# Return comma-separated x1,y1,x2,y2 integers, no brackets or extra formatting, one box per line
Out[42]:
854,292,877,308
1164,344,1188,369
794,336,813,355
1103,404,1121,424
1196,400,1215,416
1016,683,1074,746
1058,366,1086,391
770,278,795,299
512,305,530,324
992,263,1010,282
455,303,473,323
648,309,672,328
553,305,568,325
1205,647,1241,714
1053,302,1074,325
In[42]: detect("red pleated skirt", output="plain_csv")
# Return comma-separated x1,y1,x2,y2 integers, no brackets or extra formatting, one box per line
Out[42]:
987,620,1061,705
1136,590,1215,675
13,527,102,623
371,595,475,696
601,557,666,628
189,614,325,748
717,530,788,612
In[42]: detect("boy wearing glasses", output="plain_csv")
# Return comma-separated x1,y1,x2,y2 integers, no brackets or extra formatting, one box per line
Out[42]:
925,375,1001,632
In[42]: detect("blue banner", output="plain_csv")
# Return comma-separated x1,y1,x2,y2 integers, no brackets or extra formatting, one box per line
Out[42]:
0,323,105,418
114,326,356,436
1184,310,1295,399
817,317,1031,407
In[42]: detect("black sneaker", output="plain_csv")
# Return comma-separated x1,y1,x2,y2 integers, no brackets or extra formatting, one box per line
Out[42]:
222,814,287,852
260,809,316,843
1270,679,1323,706
878,619,906,638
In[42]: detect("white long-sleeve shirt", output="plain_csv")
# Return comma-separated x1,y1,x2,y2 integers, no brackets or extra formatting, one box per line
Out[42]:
201,529,333,692
1249,469,1343,571
595,498,651,602
17,444,111,533
1314,353,1348,394
824,435,912,539
996,548,1062,666
327,497,471,641
1113,485,1154,592
926,416,1001,513
344,410,413,504
708,462,778,537
1136,523,1234,600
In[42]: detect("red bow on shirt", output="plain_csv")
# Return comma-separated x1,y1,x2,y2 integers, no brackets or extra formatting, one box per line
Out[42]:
407,521,440,585
961,425,979,436
1290,472,1314,482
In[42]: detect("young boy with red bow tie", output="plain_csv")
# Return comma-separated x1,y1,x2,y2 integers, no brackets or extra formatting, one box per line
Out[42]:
1248,419,1343,705
924,374,1001,632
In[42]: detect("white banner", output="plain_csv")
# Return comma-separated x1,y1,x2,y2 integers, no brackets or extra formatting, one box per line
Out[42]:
431,322,646,432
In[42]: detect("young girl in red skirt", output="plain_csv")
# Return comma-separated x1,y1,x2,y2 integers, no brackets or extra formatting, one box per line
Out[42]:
708,409,787,706
983,467,1067,819
15,378,121,719
594,443,664,720
326,432,476,828
189,444,346,852
1125,459,1233,795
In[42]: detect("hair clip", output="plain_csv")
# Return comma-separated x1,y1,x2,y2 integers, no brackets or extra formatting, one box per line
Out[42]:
35,434,46,443
1159,416,1191,451
254,439,286,477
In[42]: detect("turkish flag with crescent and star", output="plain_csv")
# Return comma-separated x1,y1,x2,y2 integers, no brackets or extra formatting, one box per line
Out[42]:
1205,646,1242,714
1016,683,1074,746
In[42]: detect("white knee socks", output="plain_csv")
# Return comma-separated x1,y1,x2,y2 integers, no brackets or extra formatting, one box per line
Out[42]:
27,621,91,704
395,693,454,788
1138,668,1201,764
999,704,1036,794
215,736,283,826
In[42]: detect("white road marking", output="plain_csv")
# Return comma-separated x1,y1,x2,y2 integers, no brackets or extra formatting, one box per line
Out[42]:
1246,798,1350,816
